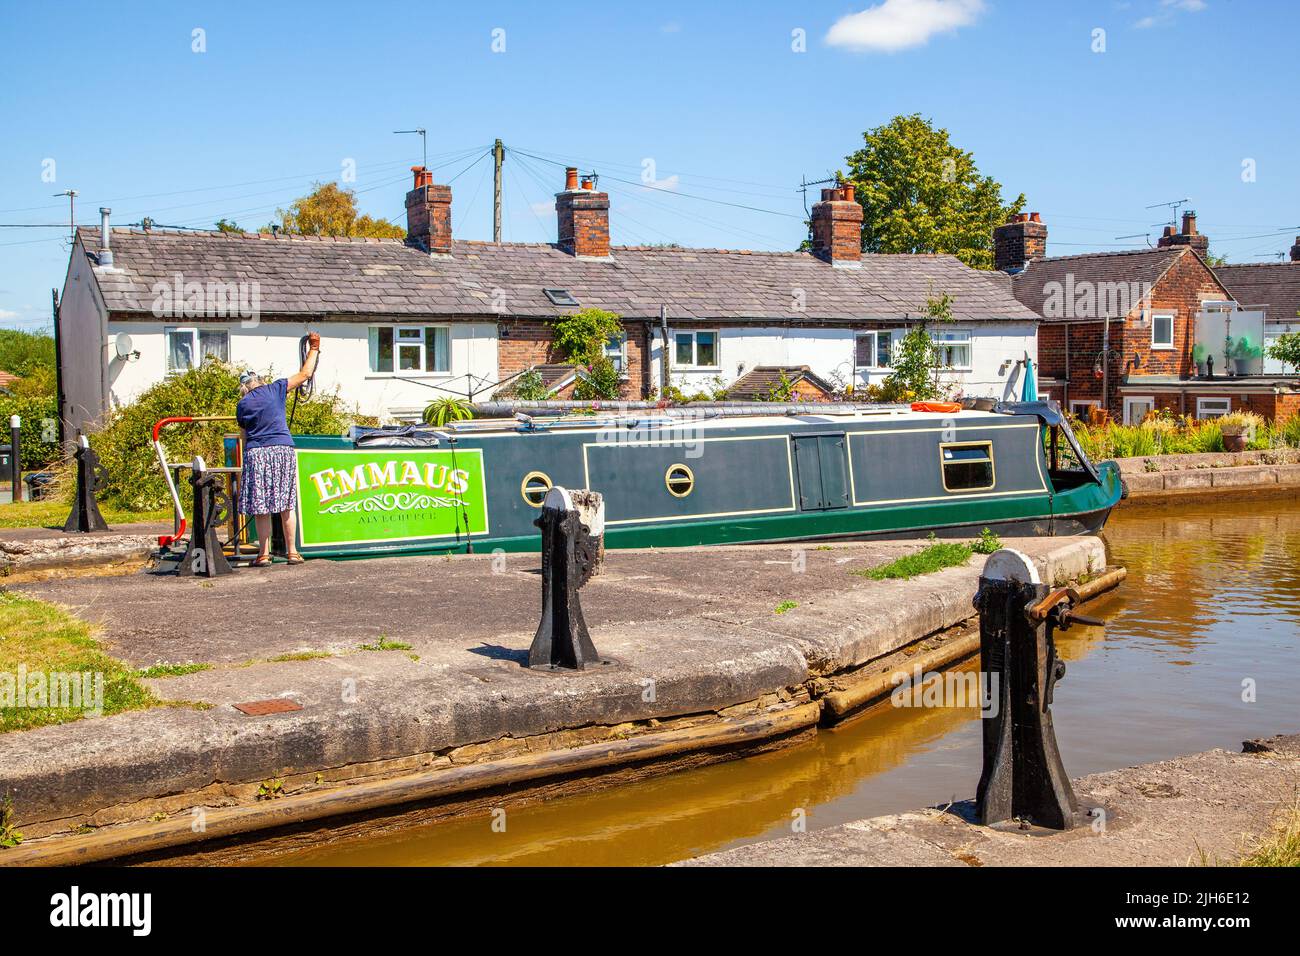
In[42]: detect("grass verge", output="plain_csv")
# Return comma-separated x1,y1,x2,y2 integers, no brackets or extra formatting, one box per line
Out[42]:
855,530,1002,581
0,499,171,530
0,589,158,733
1239,800,1300,867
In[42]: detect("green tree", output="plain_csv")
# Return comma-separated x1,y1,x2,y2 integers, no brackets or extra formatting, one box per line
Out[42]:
0,329,55,377
879,292,956,401
268,182,405,239
214,218,245,234
843,114,1024,269
1268,330,1300,373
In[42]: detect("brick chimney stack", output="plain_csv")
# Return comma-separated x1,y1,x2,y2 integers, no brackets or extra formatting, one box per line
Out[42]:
810,184,863,266
555,166,610,258
1290,235,1300,262
405,166,453,255
993,212,1047,272
1156,209,1210,256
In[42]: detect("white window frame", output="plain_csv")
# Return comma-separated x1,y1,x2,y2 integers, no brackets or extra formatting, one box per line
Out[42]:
1196,397,1232,420
164,326,230,373
1069,399,1100,419
1151,311,1175,350
605,333,628,378
368,324,451,376
672,329,720,370
931,329,972,371
854,330,893,370
1123,395,1155,425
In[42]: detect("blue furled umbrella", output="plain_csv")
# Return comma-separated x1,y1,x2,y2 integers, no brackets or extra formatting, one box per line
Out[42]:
1021,356,1037,402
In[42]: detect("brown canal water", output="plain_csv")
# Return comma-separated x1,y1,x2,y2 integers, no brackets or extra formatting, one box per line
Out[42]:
272,498,1300,867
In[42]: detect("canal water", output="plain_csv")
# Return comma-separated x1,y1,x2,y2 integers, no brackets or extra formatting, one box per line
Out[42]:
275,498,1300,866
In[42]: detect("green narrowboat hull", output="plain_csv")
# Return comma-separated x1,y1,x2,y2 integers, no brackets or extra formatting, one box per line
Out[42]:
282,403,1122,559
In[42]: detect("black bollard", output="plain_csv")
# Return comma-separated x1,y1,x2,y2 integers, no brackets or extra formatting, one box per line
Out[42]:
176,458,234,578
528,487,605,671
62,435,110,533
974,549,1100,830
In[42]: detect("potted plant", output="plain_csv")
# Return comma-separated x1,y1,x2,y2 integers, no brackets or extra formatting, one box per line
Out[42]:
1218,409,1260,453
1231,336,1262,376
1192,342,1208,377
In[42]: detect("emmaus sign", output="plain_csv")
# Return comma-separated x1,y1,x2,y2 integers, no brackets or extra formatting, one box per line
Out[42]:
295,448,489,548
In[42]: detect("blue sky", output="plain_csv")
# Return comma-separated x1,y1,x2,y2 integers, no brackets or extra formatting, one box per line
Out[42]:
2,0,1297,331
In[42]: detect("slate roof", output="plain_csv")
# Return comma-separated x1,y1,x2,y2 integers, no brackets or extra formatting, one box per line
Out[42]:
76,227,1039,324
1010,248,1187,321
1215,263,1300,325
727,365,836,401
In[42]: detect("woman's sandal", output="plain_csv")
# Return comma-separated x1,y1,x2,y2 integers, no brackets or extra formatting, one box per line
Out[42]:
251,555,273,568
286,552,306,566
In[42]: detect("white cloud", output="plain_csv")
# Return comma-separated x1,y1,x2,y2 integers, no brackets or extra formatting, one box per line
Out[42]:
0,310,18,321
640,174,680,192
1135,0,1207,28
825,0,985,53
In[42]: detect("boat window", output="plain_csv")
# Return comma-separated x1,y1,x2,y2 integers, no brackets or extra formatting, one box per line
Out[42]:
521,471,552,507
940,442,995,492
665,464,695,498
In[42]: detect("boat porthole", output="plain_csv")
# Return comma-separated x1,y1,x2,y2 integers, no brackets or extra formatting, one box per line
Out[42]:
521,471,552,507
665,464,695,498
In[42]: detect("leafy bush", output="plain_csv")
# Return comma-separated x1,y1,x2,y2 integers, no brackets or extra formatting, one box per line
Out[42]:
77,360,359,512
508,369,550,401
574,356,622,401
0,391,60,468
549,308,623,366
422,397,474,426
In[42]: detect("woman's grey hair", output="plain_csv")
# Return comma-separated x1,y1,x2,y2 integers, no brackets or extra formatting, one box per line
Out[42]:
238,370,263,395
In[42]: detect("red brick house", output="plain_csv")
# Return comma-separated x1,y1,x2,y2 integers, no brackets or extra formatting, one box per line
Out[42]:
998,211,1300,424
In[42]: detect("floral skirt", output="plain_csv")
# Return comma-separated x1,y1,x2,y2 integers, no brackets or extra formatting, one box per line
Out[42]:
238,445,297,516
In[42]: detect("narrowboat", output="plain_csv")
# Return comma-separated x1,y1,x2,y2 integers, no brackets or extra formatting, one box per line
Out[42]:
285,401,1123,558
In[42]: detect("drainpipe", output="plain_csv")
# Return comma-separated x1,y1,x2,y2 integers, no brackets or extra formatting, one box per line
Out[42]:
659,305,670,393
1102,315,1110,419
1062,322,1071,410
98,207,114,268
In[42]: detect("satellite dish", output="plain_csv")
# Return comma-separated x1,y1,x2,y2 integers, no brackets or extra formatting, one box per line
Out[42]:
114,332,139,362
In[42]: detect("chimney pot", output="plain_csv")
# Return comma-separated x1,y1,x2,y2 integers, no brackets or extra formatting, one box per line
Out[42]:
556,168,610,258
1290,236,1300,262
992,211,1047,272
97,207,114,268
1182,210,1197,235
810,188,864,266
405,171,452,254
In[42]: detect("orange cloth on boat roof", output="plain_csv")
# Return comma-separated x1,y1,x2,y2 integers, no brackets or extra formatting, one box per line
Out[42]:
910,401,963,413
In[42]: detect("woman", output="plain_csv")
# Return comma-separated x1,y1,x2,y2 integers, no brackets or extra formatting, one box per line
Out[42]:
236,333,320,566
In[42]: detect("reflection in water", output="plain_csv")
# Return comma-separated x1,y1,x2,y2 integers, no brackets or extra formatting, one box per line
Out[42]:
275,499,1300,867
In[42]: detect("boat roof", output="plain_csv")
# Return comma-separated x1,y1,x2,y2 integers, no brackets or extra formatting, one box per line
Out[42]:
444,404,1035,436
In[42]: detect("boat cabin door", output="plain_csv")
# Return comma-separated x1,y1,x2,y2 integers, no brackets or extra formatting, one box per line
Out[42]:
792,434,850,511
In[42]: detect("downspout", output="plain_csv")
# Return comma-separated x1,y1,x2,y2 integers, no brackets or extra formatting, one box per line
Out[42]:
659,305,670,393
1102,315,1111,419
51,288,64,448
1062,321,1070,410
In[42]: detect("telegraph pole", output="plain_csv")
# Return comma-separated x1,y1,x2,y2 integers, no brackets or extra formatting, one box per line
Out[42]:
493,138,504,243
54,189,78,240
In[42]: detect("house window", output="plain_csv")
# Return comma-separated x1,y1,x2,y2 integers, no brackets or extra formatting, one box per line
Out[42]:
605,333,627,375
1123,396,1155,425
1069,400,1100,420
855,331,892,369
673,330,719,368
369,326,450,374
1196,397,1231,420
165,327,229,372
1151,312,1175,350
932,329,972,369
940,442,995,492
